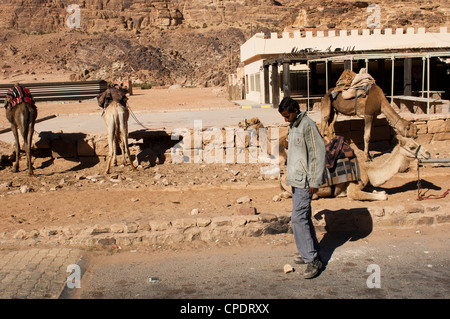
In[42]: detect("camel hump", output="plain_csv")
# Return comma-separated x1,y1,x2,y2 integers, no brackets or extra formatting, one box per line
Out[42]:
97,85,128,109
4,84,34,110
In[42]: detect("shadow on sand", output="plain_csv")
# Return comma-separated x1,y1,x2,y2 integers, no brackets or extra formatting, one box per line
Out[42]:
313,208,373,275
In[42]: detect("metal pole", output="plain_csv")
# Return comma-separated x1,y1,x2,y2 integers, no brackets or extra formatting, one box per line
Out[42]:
419,158,450,164
307,61,310,111
325,59,328,93
391,57,395,105
427,55,430,114
421,57,425,98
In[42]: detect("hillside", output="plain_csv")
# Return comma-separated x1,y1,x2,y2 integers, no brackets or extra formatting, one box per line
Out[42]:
0,0,448,86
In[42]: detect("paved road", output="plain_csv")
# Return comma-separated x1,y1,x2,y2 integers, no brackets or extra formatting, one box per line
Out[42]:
0,247,83,299
0,224,448,306
0,107,323,144
66,225,449,302
0,107,298,143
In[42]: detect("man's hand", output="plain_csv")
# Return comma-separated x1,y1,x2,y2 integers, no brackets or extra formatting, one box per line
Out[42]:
309,187,318,194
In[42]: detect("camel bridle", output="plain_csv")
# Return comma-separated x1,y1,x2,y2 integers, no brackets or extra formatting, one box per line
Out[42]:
400,143,422,159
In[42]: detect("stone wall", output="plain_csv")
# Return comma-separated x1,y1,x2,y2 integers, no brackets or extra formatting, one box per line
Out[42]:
4,200,449,248
17,114,448,166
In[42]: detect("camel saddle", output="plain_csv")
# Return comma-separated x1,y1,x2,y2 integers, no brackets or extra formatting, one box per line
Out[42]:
321,136,360,187
331,68,375,100
4,84,35,110
325,136,355,169
321,157,360,187
97,86,128,109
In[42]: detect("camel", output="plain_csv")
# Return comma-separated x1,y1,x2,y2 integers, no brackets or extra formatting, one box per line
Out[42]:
4,89,37,176
321,84,418,162
280,135,430,201
98,86,136,175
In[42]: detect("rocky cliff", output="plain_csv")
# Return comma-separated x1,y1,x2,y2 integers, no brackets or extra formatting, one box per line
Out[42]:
0,0,448,86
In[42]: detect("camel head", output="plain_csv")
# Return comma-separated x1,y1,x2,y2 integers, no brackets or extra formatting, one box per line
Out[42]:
397,135,431,161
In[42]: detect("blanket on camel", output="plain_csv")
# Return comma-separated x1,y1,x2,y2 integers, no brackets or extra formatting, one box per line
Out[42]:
321,136,360,187
4,84,35,110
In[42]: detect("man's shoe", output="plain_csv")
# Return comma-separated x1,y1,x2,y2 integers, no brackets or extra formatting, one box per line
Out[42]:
303,258,322,279
294,255,306,264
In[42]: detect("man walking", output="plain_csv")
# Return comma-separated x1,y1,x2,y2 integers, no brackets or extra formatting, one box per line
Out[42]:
279,97,326,279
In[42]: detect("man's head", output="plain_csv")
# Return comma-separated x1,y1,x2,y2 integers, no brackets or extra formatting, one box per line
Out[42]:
278,97,300,124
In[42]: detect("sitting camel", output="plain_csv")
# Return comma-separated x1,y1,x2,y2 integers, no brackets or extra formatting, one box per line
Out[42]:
321,83,418,162
280,135,430,201
4,85,37,176
97,86,136,175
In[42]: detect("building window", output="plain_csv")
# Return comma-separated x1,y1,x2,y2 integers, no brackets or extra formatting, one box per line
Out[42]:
255,73,261,92
245,75,249,94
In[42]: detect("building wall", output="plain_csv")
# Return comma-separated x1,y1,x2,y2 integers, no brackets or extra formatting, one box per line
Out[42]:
240,27,450,104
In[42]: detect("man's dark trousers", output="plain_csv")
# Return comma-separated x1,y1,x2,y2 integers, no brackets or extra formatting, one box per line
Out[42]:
291,186,320,263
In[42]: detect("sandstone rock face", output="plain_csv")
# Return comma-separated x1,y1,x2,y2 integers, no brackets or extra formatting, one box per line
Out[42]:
5,0,447,34
0,0,294,33
0,1,448,86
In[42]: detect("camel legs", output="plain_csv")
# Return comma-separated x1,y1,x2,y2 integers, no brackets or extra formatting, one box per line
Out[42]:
104,122,116,175
11,125,20,173
25,120,34,176
104,111,136,175
118,116,136,172
363,115,375,162
347,182,387,201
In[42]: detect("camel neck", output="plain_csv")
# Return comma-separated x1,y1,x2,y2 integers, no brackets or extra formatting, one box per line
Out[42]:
367,146,406,187
381,99,409,134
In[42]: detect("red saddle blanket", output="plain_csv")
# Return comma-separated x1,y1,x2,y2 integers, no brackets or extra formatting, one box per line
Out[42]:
5,85,34,110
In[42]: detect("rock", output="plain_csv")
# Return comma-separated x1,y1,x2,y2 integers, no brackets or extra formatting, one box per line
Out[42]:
236,195,251,204
20,185,32,193
172,218,196,230
97,237,116,246
211,216,232,227
368,207,385,217
110,224,126,233
259,214,278,223
126,223,139,233
149,220,171,231
1,181,12,188
237,207,257,215
196,217,212,227
13,229,27,239
190,208,199,215
90,225,110,235
284,264,294,274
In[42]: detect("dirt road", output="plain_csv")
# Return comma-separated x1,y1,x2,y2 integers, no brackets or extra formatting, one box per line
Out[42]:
65,224,450,300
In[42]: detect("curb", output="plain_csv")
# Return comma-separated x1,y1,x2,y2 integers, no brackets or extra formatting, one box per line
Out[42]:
240,104,272,109
1,201,449,249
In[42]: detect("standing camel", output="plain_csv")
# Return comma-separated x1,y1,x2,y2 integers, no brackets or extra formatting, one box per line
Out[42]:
281,135,430,201
4,85,37,176
97,86,136,175
321,84,418,161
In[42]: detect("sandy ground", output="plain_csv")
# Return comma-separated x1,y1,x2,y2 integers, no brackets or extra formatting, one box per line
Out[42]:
0,80,449,240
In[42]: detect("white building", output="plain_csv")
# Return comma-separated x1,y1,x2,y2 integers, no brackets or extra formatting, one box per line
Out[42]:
239,27,450,109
